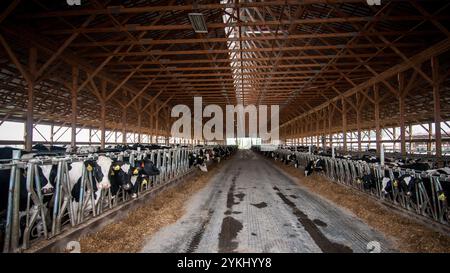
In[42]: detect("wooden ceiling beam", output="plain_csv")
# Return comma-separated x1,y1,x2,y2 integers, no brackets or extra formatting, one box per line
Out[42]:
281,37,450,128
19,1,395,18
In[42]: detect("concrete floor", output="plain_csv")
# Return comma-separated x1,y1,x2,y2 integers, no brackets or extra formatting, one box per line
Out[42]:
140,150,394,253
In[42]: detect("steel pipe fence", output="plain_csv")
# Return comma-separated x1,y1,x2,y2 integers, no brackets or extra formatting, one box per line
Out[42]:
262,148,450,227
0,146,235,253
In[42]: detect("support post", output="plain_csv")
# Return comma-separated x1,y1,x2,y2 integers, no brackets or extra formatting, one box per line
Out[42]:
374,84,381,155
25,47,37,151
100,104,106,149
71,65,78,148
122,108,127,144
50,125,54,145
428,123,432,155
100,81,106,149
356,92,362,153
137,101,142,144
342,98,347,152
432,56,442,165
398,72,406,158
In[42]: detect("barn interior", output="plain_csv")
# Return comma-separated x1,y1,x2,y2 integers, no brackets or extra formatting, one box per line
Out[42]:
0,0,449,254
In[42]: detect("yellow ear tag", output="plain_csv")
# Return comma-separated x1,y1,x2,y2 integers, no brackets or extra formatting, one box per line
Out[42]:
438,193,446,201
393,180,398,187
142,179,148,186
113,165,121,171
133,168,139,175
86,164,93,172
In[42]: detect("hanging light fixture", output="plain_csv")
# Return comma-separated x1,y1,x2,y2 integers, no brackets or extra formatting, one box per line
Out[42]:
188,13,208,33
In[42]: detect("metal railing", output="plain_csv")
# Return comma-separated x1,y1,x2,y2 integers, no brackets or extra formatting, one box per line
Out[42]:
261,148,450,227
0,145,235,252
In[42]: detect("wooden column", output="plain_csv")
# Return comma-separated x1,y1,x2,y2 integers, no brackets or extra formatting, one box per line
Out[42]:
71,65,78,148
25,47,37,151
409,124,413,154
50,125,54,145
150,104,155,140
100,104,106,148
342,98,347,152
432,56,442,163
137,100,142,144
155,109,159,139
316,113,320,148
398,72,406,158
374,84,381,155
392,127,397,153
428,123,432,155
137,114,142,143
322,110,327,149
122,108,127,144
328,105,333,149
356,92,362,153
100,80,106,149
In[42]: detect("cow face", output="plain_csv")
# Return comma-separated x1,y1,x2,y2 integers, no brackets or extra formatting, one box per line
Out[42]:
85,159,106,189
137,159,160,176
108,162,132,193
188,153,197,168
362,174,376,190
381,177,393,196
398,175,415,196
304,160,314,177
38,164,62,197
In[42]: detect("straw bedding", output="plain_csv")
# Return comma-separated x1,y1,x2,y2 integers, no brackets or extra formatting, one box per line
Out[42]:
79,163,221,253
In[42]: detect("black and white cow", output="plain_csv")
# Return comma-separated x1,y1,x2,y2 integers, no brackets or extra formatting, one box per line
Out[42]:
188,152,207,172
304,159,325,177
281,152,298,168
127,166,150,198
133,158,160,193
0,148,60,245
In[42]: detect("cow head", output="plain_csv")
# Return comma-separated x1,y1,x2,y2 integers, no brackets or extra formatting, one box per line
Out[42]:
38,164,58,196
361,174,376,190
381,177,393,195
397,175,415,196
87,157,108,189
137,159,160,176
304,160,314,177
108,161,132,192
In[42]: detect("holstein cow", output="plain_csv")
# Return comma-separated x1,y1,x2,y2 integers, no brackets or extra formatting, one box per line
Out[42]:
281,152,298,168
132,159,160,196
395,170,449,220
188,151,207,172
68,156,132,222
0,148,59,245
127,166,150,198
304,159,325,177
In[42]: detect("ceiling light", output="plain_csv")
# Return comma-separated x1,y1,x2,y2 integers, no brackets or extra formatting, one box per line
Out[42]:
188,13,208,33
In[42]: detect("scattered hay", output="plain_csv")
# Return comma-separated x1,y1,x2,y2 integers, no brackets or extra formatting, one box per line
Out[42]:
79,163,222,253
274,160,450,253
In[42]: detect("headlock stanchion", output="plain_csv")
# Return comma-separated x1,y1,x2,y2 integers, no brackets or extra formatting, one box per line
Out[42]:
259,147,450,228
0,145,237,253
